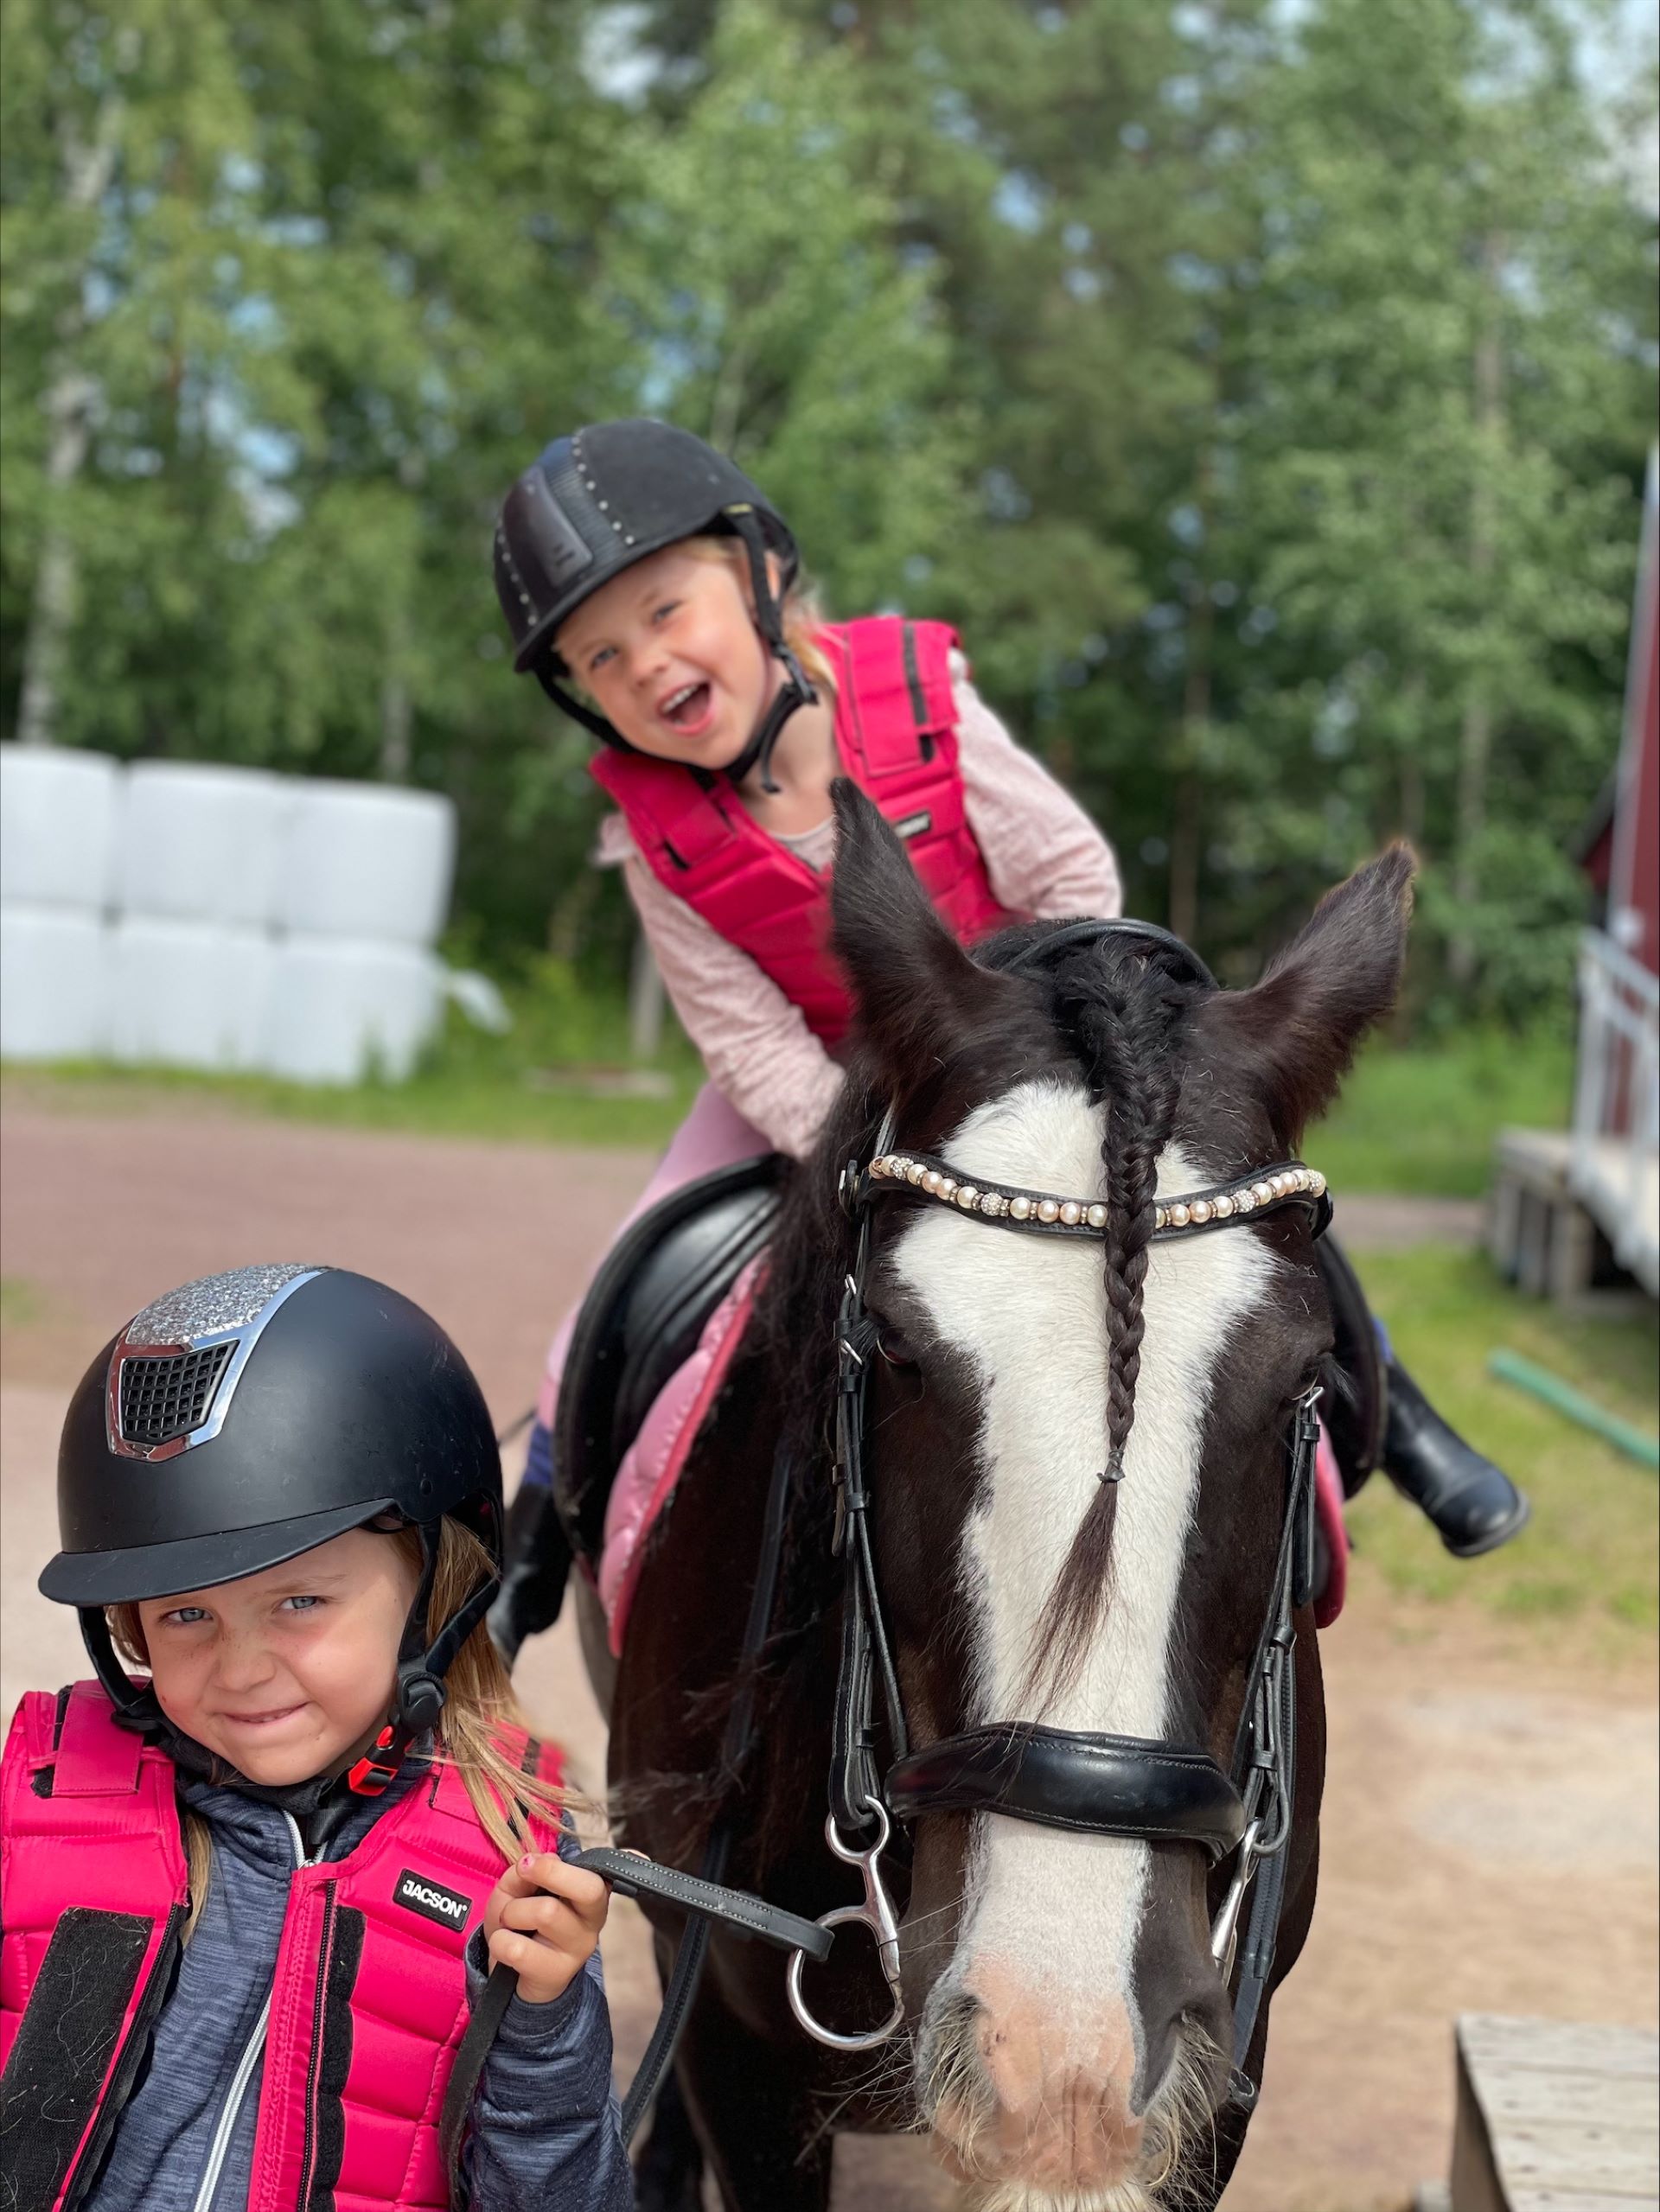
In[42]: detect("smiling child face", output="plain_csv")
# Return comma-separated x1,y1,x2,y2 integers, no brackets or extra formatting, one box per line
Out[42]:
554,541,782,773
134,1527,418,1786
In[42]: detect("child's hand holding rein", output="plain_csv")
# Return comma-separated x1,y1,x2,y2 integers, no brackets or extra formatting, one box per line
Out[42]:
483,1851,610,2005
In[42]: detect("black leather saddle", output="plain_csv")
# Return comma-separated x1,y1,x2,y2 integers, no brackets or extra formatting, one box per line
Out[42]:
552,1156,787,1565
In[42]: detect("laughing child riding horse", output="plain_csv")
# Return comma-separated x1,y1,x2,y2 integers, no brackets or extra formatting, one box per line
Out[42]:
486,418,1526,1659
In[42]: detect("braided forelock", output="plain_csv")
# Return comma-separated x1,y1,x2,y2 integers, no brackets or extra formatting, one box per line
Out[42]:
1025,948,1196,1703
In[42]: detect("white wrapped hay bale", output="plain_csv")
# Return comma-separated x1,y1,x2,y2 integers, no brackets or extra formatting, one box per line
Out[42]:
261,937,442,1084
0,745,122,908
119,762,290,928
108,917,276,1072
0,904,110,1060
279,782,455,947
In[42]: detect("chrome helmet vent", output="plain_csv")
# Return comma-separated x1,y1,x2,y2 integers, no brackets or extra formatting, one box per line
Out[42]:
118,1342,235,1449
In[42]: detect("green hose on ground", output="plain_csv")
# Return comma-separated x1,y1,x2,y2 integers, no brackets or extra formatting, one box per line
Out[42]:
1488,1349,1660,1470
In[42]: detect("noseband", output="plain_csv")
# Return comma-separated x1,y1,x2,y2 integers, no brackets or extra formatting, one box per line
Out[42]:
787,922,1331,2111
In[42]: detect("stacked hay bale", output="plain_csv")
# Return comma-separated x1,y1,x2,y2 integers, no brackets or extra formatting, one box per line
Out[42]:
1,749,456,1084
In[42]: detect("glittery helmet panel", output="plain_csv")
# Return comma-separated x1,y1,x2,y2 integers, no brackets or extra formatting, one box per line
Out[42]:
120,1263,319,1350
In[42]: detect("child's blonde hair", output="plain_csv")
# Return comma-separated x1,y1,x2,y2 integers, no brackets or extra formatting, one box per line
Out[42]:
110,1518,578,1932
680,532,837,693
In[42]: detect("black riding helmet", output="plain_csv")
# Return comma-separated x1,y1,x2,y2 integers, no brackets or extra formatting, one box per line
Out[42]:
493,416,817,794
45,1264,503,1794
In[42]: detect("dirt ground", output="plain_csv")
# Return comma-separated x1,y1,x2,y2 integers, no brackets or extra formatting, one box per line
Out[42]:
3,1101,1654,2212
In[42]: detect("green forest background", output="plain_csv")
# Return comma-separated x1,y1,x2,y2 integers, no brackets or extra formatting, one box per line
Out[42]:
3,0,1656,1039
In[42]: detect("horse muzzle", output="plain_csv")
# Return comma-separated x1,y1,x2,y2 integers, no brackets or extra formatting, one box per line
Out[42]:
922,1967,1150,2196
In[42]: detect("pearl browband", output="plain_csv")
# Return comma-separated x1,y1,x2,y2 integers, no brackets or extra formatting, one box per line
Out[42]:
864,1152,1330,1240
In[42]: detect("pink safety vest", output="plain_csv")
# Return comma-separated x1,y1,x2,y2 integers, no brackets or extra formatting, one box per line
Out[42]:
591,615,1023,1044
0,1682,562,2212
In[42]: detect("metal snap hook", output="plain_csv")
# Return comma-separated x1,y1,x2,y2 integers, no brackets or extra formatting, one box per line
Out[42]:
786,1804,907,2051
1210,1816,1263,1978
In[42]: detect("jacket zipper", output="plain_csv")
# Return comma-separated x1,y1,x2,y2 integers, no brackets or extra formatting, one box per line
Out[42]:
188,1810,311,2212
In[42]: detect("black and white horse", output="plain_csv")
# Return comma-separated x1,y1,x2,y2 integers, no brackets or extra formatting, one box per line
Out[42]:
579,786,1412,2209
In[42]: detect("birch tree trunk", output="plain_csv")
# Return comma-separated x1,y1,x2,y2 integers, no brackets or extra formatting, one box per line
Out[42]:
629,924,666,1061
1169,454,1216,950
16,92,126,748
1448,232,1506,986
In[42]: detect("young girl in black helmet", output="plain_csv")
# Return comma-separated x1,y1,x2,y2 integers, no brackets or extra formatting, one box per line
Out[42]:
487,419,1528,1657
1,1264,632,2212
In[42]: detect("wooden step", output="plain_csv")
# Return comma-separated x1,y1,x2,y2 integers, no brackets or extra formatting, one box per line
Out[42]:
1451,2015,1659,2212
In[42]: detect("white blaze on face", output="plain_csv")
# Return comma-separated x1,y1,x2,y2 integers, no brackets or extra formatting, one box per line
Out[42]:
892,1079,1277,2071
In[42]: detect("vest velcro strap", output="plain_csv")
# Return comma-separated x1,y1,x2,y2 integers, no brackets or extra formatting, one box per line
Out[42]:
833,618,960,779
0,1909,156,2207
427,1753,485,1826
53,1683,144,1796
592,750,735,871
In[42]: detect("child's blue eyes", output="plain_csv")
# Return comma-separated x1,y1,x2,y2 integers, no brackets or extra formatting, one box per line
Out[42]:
159,1596,322,1627
587,604,680,673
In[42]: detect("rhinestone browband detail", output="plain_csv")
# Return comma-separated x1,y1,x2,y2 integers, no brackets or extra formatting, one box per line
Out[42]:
865,1154,1327,1236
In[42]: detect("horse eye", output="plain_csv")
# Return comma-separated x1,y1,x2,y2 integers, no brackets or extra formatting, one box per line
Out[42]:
876,1326,921,1369
1288,1365,1325,1409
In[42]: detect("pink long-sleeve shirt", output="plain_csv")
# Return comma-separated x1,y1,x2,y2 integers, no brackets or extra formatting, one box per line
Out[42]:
597,660,1122,1157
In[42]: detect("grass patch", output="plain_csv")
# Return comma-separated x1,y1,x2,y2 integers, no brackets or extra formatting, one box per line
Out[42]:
2,1057,699,1150
1344,1241,1658,1644
1312,1027,1572,1196
0,1278,45,1329
3,968,1572,1190
2,966,699,1151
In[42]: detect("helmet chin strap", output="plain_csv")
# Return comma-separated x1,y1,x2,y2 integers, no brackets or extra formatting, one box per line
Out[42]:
533,505,818,795
80,1607,163,1732
347,1520,500,1797
719,504,818,795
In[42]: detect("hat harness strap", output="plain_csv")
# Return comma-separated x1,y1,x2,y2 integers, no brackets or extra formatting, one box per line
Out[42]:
349,1520,501,1797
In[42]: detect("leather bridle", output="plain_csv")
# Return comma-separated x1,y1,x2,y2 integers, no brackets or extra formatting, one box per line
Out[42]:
454,920,1338,2146
787,922,1333,2107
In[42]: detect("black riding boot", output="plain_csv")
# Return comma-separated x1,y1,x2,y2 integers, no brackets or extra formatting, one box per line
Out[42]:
1317,1237,1529,1558
488,1470,573,1666
1379,1360,1530,1558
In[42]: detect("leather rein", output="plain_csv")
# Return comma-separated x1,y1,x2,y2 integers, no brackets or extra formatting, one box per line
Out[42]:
788,1023,1333,2107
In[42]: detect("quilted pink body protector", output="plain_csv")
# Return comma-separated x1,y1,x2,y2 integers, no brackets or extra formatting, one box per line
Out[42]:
1,1683,562,2212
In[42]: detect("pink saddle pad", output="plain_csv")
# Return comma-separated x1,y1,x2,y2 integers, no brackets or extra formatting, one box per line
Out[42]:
599,1257,765,1650
598,1268,1350,1649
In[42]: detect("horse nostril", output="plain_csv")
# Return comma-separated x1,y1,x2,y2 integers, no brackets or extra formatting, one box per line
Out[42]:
1138,1995,1232,2123
918,1984,994,2126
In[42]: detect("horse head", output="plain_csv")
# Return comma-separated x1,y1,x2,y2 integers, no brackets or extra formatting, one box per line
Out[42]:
819,782,1413,2204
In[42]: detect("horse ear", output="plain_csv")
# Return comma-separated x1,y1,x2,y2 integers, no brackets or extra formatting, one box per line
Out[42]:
1197,844,1416,1148
830,779,1011,1068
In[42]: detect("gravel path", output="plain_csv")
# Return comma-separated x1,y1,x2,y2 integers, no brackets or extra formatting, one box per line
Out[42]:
3,1106,1650,2211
